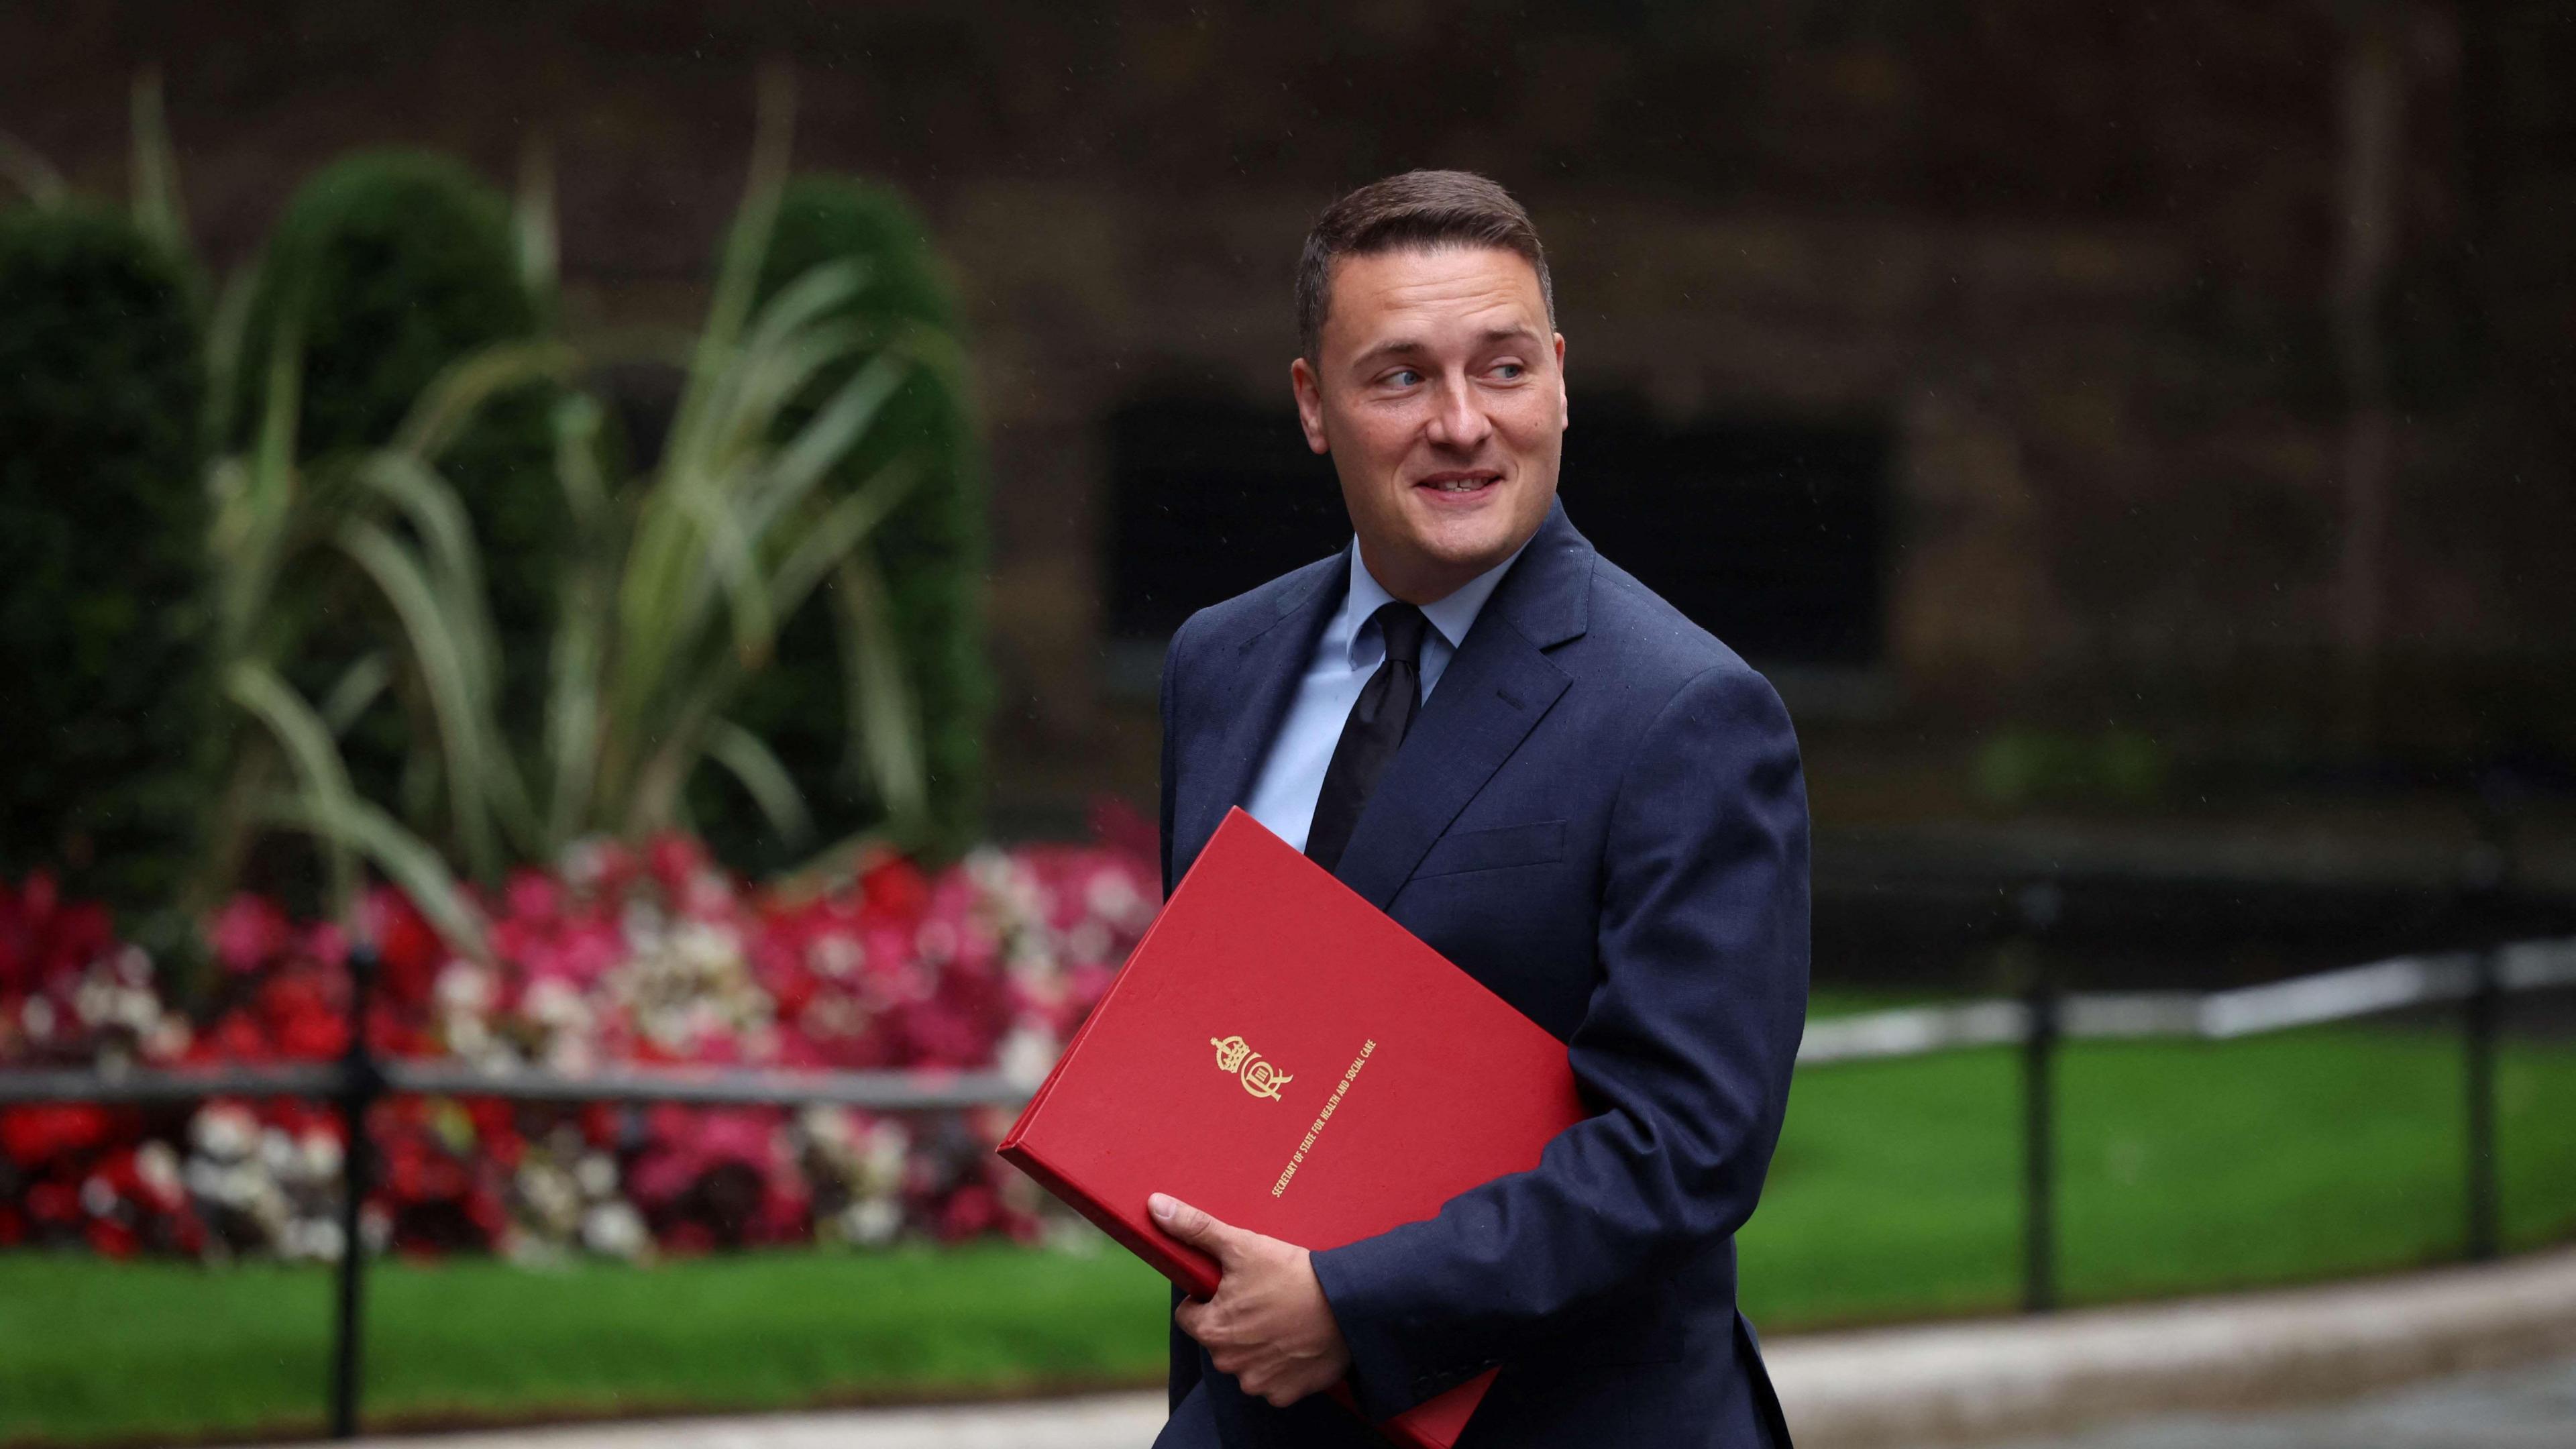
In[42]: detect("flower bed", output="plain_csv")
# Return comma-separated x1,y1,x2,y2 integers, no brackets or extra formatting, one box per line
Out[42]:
0,808,1160,1263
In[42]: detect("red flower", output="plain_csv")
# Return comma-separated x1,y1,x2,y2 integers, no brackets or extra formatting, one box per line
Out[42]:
1,1104,116,1164
858,858,931,923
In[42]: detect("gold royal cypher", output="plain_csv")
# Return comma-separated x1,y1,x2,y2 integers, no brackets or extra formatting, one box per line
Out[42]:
1210,1034,1293,1101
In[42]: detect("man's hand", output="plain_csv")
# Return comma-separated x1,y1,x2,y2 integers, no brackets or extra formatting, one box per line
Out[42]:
1153,1191,1352,1407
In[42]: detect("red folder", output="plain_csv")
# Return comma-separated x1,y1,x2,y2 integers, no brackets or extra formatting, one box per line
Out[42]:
997,808,1586,1449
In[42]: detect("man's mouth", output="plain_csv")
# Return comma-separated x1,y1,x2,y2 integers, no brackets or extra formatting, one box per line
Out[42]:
1415,472,1501,495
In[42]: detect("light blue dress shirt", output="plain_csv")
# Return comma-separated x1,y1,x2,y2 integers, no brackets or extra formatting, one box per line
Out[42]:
1243,538,1529,855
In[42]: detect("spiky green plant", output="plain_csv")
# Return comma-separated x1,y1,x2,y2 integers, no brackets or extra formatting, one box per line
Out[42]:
208,77,938,947
690,176,987,873
219,148,561,853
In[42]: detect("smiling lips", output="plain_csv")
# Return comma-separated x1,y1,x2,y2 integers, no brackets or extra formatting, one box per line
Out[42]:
1416,471,1501,495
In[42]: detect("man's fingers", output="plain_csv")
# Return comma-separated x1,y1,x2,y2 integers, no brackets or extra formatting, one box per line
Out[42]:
1148,1192,1239,1260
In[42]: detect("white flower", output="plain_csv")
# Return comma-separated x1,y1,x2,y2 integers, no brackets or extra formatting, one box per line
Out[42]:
434,961,494,1014
295,1218,347,1265
999,1026,1059,1089
862,1122,910,1191
136,1141,182,1201
300,1130,343,1181
258,1128,299,1179
542,1034,596,1077
445,1014,493,1059
113,985,160,1034
75,975,115,1027
193,1104,258,1162
523,977,590,1035
1086,871,1146,926
580,1201,648,1259
843,1197,901,1246
1067,920,1112,967
144,1016,192,1062
519,1162,580,1230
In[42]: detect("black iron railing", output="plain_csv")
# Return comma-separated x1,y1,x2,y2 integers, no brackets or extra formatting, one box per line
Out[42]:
2,931,2571,1434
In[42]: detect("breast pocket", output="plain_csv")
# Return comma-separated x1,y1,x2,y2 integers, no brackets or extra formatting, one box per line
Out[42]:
1411,819,1568,879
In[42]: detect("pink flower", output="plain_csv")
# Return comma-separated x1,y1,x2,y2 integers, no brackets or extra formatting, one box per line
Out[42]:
207,896,292,975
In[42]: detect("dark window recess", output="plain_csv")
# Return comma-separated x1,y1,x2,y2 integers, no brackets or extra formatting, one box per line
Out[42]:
1108,394,1889,666
1107,397,1346,641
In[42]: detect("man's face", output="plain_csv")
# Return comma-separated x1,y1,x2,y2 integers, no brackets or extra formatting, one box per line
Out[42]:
1291,244,1567,604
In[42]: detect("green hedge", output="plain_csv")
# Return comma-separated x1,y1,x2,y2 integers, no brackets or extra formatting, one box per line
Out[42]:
692,176,989,870
0,205,213,934
228,152,560,845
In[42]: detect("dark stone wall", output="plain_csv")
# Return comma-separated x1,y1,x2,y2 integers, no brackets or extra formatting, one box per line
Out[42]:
7,1,2571,820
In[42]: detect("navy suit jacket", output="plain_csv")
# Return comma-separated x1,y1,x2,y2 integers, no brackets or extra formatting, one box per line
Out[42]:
1155,501,1809,1448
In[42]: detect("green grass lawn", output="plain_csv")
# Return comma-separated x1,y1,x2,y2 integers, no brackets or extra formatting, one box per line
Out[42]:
5,1022,2571,1445
1741,1027,2576,1326
0,1244,1171,1446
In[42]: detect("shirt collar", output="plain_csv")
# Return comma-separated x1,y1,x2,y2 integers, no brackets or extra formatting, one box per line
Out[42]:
1336,535,1532,671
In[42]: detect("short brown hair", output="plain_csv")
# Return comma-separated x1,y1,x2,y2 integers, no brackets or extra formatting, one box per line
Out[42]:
1295,170,1554,365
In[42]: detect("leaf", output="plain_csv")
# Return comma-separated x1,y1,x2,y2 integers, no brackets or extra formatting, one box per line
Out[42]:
353,452,500,693
337,518,518,879
831,553,928,830
256,794,490,961
514,139,558,316
388,339,578,461
665,64,797,482
0,129,66,207
747,349,911,537
767,458,921,619
224,661,362,918
703,718,814,848
128,69,189,254
201,266,256,445
543,557,606,850
319,653,394,736
550,392,612,531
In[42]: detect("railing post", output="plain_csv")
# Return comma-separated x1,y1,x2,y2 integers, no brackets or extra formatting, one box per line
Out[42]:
329,941,381,1440
2016,881,2062,1315
2458,818,2511,1266
2464,943,2502,1263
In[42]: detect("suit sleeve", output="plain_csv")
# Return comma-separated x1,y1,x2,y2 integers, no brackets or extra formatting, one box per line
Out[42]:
1307,662,1811,1419
1157,616,1205,1415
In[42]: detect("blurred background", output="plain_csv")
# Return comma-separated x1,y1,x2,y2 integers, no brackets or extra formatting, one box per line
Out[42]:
1,3,2571,1446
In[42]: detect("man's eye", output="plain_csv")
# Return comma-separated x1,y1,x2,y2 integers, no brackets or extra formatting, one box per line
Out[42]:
1387,369,1423,388
1491,363,1525,380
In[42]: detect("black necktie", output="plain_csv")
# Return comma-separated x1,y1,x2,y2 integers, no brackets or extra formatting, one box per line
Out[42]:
1305,602,1432,873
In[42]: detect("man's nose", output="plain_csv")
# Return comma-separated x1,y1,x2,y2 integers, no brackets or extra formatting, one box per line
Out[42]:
1425,378,1493,451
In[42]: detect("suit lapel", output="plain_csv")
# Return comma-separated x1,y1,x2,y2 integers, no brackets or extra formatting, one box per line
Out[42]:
1174,551,1347,871
1332,502,1595,910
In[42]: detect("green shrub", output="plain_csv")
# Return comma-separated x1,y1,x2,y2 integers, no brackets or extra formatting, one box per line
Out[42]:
0,205,213,936
691,176,988,870
226,152,561,849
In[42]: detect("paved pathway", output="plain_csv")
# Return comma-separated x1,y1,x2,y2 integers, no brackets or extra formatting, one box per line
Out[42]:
337,1395,1169,1449
1774,1245,2576,1446
317,1357,2576,1448
1984,1352,2576,1448
300,1247,2576,1449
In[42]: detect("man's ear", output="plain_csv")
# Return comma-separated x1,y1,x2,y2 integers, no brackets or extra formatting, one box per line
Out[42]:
1290,357,1330,455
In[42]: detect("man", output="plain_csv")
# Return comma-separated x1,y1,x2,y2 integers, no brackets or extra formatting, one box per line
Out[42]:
1149,170,1808,1448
